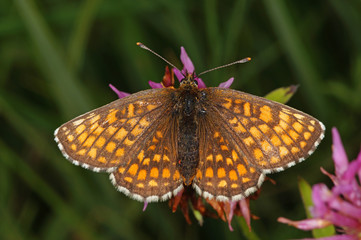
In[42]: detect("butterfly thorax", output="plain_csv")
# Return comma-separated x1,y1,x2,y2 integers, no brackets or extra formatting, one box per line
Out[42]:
176,75,202,185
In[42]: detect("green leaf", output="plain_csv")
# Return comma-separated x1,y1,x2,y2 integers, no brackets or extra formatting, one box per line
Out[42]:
237,217,261,240
264,85,298,104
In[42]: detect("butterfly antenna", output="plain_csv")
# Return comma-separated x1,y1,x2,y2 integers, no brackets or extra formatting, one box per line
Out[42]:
198,57,251,76
137,42,180,72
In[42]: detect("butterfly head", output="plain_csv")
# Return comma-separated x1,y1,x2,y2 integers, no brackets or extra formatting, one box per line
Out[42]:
180,73,198,89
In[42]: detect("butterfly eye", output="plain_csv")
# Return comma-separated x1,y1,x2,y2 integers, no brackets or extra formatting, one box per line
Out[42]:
194,80,198,85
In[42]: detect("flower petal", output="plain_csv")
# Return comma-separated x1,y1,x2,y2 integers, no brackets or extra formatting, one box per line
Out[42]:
218,78,234,88
109,84,130,99
173,67,184,81
277,217,332,230
195,77,206,88
180,46,194,74
239,199,251,231
332,127,349,177
148,80,163,89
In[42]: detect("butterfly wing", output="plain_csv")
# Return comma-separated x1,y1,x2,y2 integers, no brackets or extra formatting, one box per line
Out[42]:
55,88,183,202
194,87,325,201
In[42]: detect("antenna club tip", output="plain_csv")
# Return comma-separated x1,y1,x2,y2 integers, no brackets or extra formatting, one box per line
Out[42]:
136,42,144,47
247,57,251,61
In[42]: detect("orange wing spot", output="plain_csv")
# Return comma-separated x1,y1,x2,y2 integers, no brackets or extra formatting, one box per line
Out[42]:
110,159,120,164
148,145,156,151
67,135,74,142
115,148,124,157
106,141,116,153
163,182,170,186
156,130,163,138
153,154,161,162
205,167,214,178
126,118,138,127
226,158,233,166
288,129,299,140
234,99,242,104
137,150,144,162
271,135,282,147
279,146,289,157
214,132,220,138
234,122,247,133
115,128,128,140
258,124,270,133
150,168,159,178
243,102,251,116
163,155,170,162
279,112,290,123
196,169,202,179
89,122,99,132
124,137,135,146
90,114,100,124
250,126,262,139
142,158,150,165
173,170,180,181
106,126,118,135
254,148,263,160
218,180,227,187
304,132,311,140
271,156,280,164
120,107,126,115
124,177,133,183
308,125,315,132
118,167,125,174
300,141,307,148
206,182,213,186
219,137,225,143
242,177,251,183
78,132,88,144
106,110,118,124
281,134,293,145
71,144,77,151
147,104,157,111
232,150,239,161
136,183,144,188
229,170,238,181
75,124,86,134
162,168,170,178
72,119,85,126
206,154,213,162
273,126,284,134
217,168,226,178
237,164,247,176
231,183,239,188
241,118,249,126
294,113,305,120
260,105,272,123
131,125,144,137
250,167,256,173
291,147,300,154
220,145,229,151
229,117,238,124
137,170,147,180
152,136,159,143
83,135,96,147
279,120,289,130
128,164,139,176
93,126,104,135
233,107,241,113
216,154,223,162
97,156,106,163
137,118,149,128
222,98,232,109
88,148,97,159
261,141,272,152
77,149,86,155
127,104,135,117
243,136,255,146
310,120,316,125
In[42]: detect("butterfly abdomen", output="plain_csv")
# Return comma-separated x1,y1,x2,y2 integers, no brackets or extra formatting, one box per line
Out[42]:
177,89,200,185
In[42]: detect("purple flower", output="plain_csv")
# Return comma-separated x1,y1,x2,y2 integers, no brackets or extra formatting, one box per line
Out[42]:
278,128,361,239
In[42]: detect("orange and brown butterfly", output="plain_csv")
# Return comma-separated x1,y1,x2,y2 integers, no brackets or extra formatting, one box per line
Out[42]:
54,43,325,204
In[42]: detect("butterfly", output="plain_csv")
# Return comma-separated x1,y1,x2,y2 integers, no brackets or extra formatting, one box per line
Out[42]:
54,45,325,203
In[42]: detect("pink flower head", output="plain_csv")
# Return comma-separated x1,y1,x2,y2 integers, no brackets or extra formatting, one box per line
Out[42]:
279,127,361,239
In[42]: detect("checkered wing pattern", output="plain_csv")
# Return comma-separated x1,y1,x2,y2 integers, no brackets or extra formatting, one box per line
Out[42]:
193,88,325,201
55,88,182,202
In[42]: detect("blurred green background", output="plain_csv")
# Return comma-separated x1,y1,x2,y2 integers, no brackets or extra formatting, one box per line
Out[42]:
1,0,361,239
